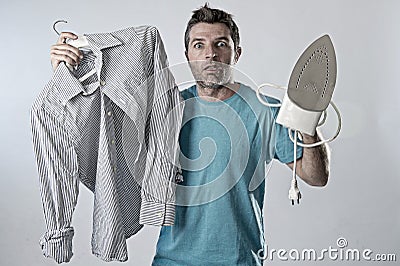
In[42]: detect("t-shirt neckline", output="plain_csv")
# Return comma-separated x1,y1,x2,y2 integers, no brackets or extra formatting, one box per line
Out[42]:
193,83,243,105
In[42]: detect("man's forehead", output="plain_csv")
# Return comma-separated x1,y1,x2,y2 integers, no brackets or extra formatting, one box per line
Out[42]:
189,22,231,41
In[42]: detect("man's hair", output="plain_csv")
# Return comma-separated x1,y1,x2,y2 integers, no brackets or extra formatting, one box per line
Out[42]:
184,3,240,52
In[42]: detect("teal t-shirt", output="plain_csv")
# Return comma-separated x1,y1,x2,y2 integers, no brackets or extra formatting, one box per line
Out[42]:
152,83,302,266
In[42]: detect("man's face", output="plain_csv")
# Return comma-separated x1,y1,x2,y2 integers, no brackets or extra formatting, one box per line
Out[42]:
186,22,241,89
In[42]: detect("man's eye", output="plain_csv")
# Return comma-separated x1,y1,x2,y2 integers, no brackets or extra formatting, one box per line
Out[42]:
216,42,227,47
194,43,203,49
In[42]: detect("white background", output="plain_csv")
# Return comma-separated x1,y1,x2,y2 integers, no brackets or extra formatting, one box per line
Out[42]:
0,0,399,265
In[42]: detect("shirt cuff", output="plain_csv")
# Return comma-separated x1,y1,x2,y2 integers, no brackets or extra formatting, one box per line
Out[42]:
39,227,74,263
52,63,85,106
139,200,175,226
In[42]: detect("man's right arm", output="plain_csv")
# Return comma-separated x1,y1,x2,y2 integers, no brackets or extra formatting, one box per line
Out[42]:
50,32,83,70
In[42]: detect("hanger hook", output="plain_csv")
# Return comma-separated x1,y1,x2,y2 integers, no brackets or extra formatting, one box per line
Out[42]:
53,19,68,35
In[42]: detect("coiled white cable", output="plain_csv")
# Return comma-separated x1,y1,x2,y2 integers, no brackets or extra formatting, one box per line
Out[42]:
256,82,285,108
256,82,341,204
288,130,301,205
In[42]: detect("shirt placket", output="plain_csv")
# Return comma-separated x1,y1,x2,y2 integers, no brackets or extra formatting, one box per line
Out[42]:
95,52,118,178
91,51,127,259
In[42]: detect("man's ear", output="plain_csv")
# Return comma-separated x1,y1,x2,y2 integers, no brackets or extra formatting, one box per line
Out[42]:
234,46,242,63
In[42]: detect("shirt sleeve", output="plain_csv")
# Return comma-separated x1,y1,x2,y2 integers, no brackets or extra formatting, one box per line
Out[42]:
30,86,79,263
139,26,184,226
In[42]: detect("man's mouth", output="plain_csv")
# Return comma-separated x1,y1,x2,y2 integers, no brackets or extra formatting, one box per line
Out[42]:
203,64,219,72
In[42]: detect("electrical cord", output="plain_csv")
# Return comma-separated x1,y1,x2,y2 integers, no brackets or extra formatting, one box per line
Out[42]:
256,82,341,204
288,130,301,205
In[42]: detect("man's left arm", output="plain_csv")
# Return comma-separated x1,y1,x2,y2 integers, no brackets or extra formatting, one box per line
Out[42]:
287,130,330,187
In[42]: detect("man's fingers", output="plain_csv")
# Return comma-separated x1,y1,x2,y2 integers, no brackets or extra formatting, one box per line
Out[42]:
51,48,81,65
57,32,78,44
52,43,82,56
51,32,83,71
51,43,83,59
51,54,79,67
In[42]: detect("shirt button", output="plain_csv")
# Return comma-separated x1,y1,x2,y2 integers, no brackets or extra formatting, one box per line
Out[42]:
100,80,106,86
111,139,115,144
107,111,112,117
158,212,164,217
113,166,117,172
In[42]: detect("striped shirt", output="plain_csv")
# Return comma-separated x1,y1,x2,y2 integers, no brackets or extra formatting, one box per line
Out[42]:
30,26,183,263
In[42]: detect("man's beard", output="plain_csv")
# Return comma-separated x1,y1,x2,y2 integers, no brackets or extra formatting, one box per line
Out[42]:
189,61,233,89
196,80,224,90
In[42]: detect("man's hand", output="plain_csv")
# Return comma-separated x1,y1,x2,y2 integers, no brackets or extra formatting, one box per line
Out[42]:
287,131,330,187
50,32,83,71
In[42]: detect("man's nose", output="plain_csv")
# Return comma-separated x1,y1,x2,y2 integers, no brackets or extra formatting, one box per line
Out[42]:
205,46,218,60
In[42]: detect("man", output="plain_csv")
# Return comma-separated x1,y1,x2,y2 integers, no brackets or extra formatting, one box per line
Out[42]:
50,4,329,265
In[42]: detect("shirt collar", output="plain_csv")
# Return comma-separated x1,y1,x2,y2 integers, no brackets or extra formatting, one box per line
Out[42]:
85,31,124,52
52,29,138,106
